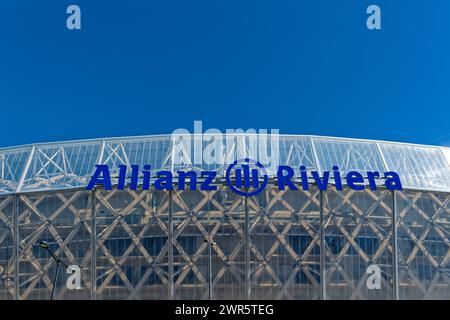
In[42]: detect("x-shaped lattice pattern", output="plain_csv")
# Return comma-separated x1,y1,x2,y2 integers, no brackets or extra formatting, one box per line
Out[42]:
171,188,247,300
396,191,450,299
247,188,322,300
94,189,170,300
322,188,394,299
16,191,93,300
0,187,449,300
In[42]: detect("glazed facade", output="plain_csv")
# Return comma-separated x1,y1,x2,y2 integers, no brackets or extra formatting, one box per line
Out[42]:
0,135,449,299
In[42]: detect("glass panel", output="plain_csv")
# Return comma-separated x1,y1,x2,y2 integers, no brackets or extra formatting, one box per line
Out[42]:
278,136,318,175
21,142,102,192
0,148,30,193
102,137,172,173
313,138,386,173
380,143,450,192
323,187,394,300
441,148,450,169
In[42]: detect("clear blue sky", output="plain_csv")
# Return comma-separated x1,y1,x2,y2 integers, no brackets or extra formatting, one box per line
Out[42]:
1,0,450,148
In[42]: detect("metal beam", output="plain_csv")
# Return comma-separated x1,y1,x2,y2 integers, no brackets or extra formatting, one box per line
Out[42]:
319,190,326,300
15,146,35,193
309,137,323,174
392,190,399,300
13,194,19,300
168,191,174,300
244,194,251,300
90,189,97,300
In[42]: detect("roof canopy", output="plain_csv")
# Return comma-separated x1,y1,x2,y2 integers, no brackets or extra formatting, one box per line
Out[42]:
1,134,450,194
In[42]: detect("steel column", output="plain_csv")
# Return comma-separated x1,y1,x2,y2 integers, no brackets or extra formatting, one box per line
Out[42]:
392,190,399,300
90,189,97,300
319,190,326,300
168,190,174,300
208,237,213,300
244,194,250,300
13,194,19,300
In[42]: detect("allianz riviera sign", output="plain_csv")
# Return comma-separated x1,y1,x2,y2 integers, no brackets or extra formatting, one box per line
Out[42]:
86,125,403,196
86,160,403,197
5,130,450,196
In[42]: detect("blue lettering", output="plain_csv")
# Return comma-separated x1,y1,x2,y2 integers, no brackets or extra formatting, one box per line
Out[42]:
142,165,151,190
367,171,380,191
277,166,298,191
86,165,112,190
299,165,309,191
333,166,343,190
346,171,365,190
312,171,329,191
85,163,403,194
155,171,173,190
384,171,403,190
130,165,139,190
201,171,217,190
117,165,127,190
178,171,197,191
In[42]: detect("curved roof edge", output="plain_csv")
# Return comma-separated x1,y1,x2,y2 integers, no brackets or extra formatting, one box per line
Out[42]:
1,134,449,152
0,134,449,195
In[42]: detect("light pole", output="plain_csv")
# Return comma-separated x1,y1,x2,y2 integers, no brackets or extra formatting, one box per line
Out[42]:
204,236,216,300
39,241,68,300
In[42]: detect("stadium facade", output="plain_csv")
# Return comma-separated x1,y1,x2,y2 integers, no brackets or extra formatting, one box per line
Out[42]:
0,134,450,300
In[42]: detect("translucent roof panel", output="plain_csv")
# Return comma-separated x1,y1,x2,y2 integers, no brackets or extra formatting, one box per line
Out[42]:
0,147,31,193
379,143,450,192
442,148,450,169
312,137,387,173
278,136,318,173
21,142,102,192
101,137,172,174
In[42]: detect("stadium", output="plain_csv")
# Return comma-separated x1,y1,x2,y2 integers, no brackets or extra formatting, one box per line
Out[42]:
0,134,449,300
